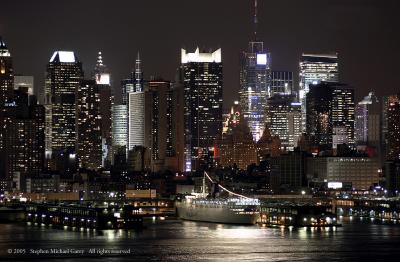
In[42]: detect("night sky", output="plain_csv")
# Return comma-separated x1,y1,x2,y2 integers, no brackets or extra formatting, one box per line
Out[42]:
1,0,399,108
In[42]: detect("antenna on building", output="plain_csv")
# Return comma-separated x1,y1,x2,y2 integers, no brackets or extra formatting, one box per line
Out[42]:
253,0,258,41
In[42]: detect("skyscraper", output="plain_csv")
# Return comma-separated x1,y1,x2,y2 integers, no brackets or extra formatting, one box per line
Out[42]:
76,80,102,170
299,53,339,131
112,104,127,148
0,36,13,105
239,0,271,141
386,94,400,161
265,94,302,151
354,92,381,150
127,52,146,151
93,52,113,167
44,51,83,172
128,91,145,150
306,82,354,151
181,48,223,171
0,88,45,180
146,79,175,172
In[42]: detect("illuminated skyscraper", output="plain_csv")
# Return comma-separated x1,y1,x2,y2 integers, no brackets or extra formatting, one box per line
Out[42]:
44,51,83,172
265,94,302,151
354,92,381,150
299,53,339,131
127,52,146,151
0,36,13,105
181,48,223,171
386,94,400,161
93,52,113,167
76,80,102,170
239,0,271,141
306,82,354,151
112,104,127,148
128,91,145,150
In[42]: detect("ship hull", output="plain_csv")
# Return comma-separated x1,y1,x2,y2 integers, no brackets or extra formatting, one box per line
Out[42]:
176,203,259,225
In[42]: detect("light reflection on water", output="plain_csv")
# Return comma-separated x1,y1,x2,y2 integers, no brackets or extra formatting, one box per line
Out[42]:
0,220,399,261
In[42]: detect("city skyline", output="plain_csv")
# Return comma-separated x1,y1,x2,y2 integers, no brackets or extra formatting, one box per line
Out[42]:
1,0,399,107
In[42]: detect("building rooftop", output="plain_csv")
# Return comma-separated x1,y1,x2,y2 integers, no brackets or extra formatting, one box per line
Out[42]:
49,51,77,63
181,47,221,63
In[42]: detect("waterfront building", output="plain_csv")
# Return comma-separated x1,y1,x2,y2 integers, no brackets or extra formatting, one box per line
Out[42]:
239,0,271,141
76,80,103,170
44,51,83,172
270,150,308,192
26,174,60,193
307,156,380,190
385,94,400,161
180,47,223,171
306,82,355,151
0,36,13,105
265,94,302,151
385,160,400,194
270,71,293,96
299,53,339,131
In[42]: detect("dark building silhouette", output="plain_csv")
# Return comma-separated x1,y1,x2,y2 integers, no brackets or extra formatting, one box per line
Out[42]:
385,94,400,161
306,82,354,151
0,88,45,180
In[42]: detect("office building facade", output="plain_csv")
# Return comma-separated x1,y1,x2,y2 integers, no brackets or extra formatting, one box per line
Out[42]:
76,80,103,170
44,51,83,172
265,94,302,151
181,48,223,171
0,36,13,105
306,82,354,151
299,53,339,131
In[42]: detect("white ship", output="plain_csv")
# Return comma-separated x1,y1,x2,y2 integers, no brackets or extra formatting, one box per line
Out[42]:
176,172,260,224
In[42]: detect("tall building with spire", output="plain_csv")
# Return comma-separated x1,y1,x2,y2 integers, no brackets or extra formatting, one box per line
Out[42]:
44,51,83,173
239,0,271,142
93,52,113,167
0,36,13,105
127,52,146,151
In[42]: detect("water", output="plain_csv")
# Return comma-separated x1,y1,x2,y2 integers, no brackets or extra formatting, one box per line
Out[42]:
0,218,400,261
